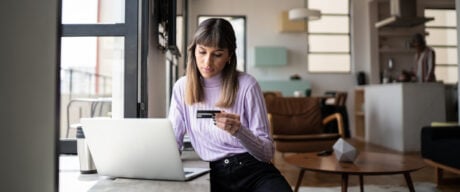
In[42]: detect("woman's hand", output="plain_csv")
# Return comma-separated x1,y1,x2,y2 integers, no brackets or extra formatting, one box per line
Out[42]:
213,111,241,135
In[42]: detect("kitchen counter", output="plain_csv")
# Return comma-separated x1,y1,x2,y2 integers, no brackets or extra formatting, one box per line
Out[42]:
364,83,446,152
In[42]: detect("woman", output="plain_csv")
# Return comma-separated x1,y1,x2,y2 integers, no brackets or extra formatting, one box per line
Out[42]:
168,18,293,192
411,33,436,82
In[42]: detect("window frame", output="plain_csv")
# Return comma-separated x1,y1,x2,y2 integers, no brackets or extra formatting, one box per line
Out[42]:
307,0,351,74
424,8,458,84
61,0,144,117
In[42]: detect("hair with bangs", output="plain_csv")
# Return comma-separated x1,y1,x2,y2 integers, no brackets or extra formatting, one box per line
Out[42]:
185,18,239,108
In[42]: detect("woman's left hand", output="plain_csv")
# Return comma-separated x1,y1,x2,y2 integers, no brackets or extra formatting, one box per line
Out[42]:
213,111,241,135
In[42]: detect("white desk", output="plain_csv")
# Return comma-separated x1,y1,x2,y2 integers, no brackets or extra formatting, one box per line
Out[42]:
59,151,210,192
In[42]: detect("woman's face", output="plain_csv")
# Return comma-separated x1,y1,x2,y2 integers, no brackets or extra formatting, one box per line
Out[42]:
195,44,231,79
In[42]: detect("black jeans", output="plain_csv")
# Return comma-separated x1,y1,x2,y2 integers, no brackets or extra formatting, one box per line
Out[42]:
209,153,293,192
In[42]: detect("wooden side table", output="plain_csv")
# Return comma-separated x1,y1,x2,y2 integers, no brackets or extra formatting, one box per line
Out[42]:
284,152,425,192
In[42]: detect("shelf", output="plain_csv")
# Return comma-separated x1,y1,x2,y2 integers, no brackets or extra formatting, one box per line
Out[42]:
379,48,415,53
354,87,365,139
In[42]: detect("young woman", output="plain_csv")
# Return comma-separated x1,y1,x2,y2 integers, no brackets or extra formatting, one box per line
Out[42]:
168,18,293,192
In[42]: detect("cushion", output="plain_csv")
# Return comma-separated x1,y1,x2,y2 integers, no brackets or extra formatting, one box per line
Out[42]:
421,126,460,170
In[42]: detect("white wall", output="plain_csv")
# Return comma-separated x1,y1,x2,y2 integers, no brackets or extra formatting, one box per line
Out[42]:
0,0,58,191
187,0,374,136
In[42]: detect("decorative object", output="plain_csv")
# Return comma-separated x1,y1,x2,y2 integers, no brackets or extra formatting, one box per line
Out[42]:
290,74,301,80
293,90,305,97
332,138,358,162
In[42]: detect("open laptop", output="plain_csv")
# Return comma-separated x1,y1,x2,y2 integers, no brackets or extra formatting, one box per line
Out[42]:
80,118,209,181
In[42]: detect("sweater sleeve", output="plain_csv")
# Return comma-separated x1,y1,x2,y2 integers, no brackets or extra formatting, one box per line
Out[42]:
234,82,274,162
168,80,187,152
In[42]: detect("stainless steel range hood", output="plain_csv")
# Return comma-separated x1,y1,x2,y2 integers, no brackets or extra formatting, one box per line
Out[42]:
375,0,433,28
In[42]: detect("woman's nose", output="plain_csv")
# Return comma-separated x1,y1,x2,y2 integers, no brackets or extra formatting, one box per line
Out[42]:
203,54,212,65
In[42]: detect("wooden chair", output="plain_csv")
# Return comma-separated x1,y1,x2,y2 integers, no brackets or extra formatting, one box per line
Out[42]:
334,91,347,107
266,97,345,158
324,91,350,138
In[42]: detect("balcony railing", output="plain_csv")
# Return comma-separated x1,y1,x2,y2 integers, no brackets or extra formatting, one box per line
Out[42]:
60,68,112,138
61,67,112,99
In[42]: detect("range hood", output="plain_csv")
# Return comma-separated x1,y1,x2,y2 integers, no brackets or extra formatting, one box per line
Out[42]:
375,0,433,28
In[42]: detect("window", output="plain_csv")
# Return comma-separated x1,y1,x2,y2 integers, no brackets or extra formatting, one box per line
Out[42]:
307,0,350,73
425,9,458,84
60,0,141,140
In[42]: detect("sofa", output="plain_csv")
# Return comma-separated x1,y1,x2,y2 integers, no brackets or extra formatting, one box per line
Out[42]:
421,125,460,184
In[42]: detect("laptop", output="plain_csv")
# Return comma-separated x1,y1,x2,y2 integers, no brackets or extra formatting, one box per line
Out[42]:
80,118,209,181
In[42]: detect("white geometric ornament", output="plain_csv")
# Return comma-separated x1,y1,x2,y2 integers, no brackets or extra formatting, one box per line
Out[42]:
333,138,359,162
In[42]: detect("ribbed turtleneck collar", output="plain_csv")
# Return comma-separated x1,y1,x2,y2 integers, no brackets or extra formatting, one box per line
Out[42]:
201,73,222,88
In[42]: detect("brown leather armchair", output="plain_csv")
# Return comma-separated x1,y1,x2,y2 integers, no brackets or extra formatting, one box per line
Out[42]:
265,97,344,156
263,91,282,104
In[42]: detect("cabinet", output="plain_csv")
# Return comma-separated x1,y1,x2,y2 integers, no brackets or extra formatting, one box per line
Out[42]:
278,11,305,32
354,87,365,140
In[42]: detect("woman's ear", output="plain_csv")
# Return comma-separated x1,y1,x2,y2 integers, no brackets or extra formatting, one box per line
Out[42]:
228,54,233,64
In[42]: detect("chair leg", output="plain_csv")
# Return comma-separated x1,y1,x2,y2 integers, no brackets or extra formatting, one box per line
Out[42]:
435,167,444,185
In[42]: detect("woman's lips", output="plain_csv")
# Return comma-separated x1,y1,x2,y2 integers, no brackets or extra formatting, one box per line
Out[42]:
201,67,213,73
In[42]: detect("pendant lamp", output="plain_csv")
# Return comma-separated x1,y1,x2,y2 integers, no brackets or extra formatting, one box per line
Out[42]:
288,8,321,21
288,0,321,21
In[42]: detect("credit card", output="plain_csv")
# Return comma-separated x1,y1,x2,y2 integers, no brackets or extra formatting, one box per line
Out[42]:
196,110,221,118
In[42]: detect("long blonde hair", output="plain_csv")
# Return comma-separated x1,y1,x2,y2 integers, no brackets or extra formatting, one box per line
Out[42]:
185,18,239,108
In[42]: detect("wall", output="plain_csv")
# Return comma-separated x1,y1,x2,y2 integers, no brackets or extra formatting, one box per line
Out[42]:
0,0,59,191
148,0,169,117
187,0,373,136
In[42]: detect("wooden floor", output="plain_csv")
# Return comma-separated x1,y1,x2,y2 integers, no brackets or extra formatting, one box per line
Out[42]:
273,138,460,192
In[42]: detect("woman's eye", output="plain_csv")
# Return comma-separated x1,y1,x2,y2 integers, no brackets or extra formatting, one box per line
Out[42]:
213,53,222,57
198,51,206,55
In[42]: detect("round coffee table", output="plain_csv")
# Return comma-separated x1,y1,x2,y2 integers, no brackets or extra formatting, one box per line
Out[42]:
284,151,425,192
